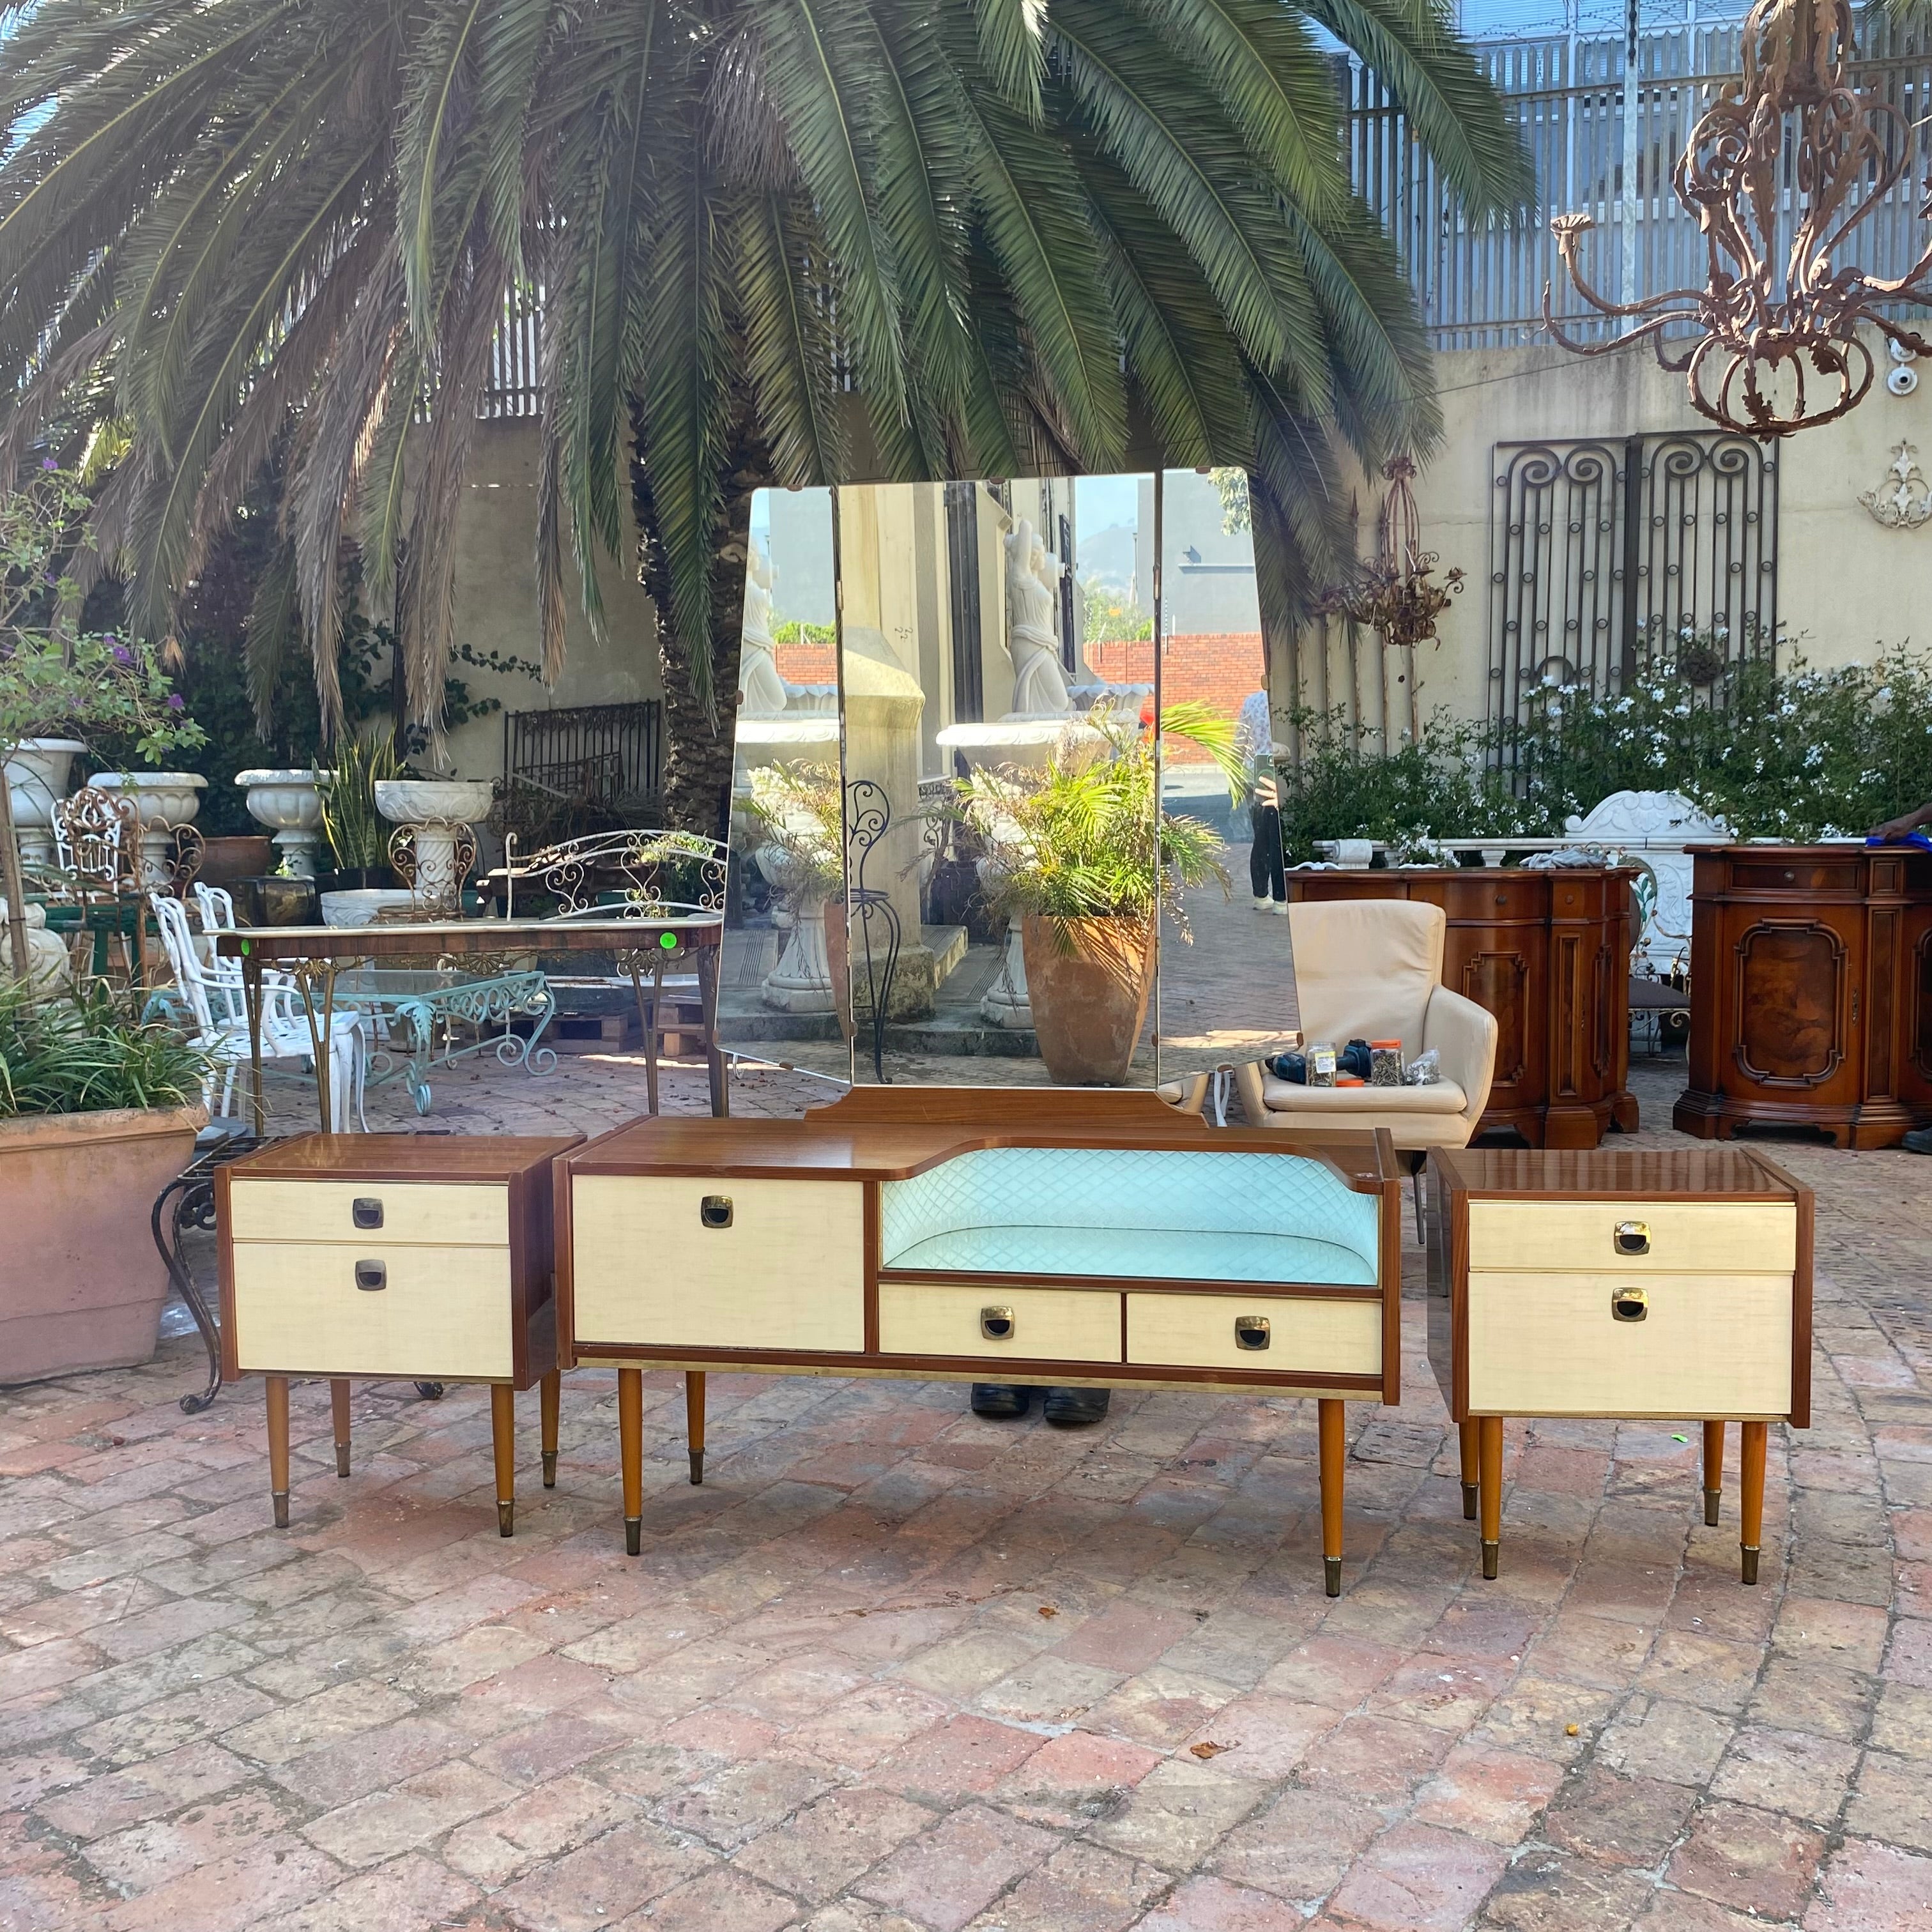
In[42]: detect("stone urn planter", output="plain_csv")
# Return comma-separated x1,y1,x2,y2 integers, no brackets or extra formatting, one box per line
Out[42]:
1022,914,1154,1085
92,772,207,889
3,738,86,866
0,1103,206,1383
374,778,493,910
236,768,330,876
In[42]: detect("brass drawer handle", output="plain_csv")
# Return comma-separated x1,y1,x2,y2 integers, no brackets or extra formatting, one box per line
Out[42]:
1613,1219,1650,1256
700,1195,733,1229
351,1197,383,1230
1611,1285,1648,1322
355,1260,387,1292
980,1305,1015,1341
1235,1315,1271,1351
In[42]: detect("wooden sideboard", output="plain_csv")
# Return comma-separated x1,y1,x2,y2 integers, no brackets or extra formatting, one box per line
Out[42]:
1285,868,1637,1147
559,1088,1402,1595
1675,843,1932,1147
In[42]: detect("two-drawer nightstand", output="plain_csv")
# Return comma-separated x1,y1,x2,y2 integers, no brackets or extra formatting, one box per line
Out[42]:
1427,1147,1813,1584
217,1134,581,1532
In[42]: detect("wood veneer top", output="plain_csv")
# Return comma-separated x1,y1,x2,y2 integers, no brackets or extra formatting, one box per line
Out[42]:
217,918,720,960
228,1132,582,1181
1432,1145,1801,1198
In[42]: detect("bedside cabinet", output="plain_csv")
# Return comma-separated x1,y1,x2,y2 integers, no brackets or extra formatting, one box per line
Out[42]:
1427,1146,1812,1584
217,1134,581,1532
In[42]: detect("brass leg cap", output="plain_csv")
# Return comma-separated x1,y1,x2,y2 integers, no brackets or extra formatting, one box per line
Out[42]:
1742,1544,1759,1586
335,1443,350,1479
1481,1539,1499,1581
689,1450,705,1487
624,1517,642,1558
1323,1556,1342,1598
1461,1482,1478,1522
1704,1489,1721,1528
272,1491,289,1529
542,1450,558,1489
497,1501,514,1538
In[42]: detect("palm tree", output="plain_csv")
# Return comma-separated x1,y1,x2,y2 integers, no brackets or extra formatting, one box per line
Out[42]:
0,0,1525,834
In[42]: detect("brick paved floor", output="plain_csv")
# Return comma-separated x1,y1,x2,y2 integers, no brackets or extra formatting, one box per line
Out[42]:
3,1052,1930,1930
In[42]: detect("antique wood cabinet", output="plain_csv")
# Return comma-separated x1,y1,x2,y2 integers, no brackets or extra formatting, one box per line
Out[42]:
559,1089,1402,1596
217,1134,581,1532
1285,866,1637,1147
1426,1146,1812,1585
1675,843,1932,1147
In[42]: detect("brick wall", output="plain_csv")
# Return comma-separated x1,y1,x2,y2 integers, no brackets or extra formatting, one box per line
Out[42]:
774,643,838,685
1087,631,1266,762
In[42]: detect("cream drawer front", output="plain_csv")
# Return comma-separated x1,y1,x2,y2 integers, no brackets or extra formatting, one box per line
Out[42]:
572,1175,864,1353
227,1179,508,1248
1466,1270,1793,1416
878,1284,1121,1363
231,1243,513,1379
1126,1293,1381,1376
1466,1199,1795,1275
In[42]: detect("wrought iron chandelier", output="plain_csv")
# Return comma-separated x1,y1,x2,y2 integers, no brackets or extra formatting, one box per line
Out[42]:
1544,0,1932,437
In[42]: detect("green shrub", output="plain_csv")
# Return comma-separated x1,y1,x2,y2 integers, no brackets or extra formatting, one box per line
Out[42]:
0,976,208,1117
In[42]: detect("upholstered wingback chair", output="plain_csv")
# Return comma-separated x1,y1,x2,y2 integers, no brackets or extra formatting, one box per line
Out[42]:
1230,899,1497,1150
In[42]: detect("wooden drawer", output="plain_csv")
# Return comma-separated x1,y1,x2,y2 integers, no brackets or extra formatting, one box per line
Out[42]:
227,1178,509,1248
571,1174,863,1353
878,1283,1121,1363
1466,1270,1793,1416
231,1243,514,1379
1125,1292,1381,1377
1467,1199,1795,1275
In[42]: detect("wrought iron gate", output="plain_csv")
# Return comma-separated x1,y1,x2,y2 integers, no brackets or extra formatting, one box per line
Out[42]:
1487,432,1779,738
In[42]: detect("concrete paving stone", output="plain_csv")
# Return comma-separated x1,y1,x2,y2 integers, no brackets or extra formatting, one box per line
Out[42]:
441,1770,636,1886
1804,1839,1932,1931
620,1863,801,1932
960,1840,1169,1931
1476,1846,1661,1929
1667,1800,1829,1922
1542,1763,1699,1867
1410,1742,1565,1845
82,1782,307,1894
1137,1874,1308,1929
990,1727,1165,1828
650,1754,836,1853
1597,1692,1740,1785
1326,1821,1511,1930
487,1817,714,1930
300,1758,517,1868
1708,1724,1862,1825
854,1802,1061,1931
1843,1750,1932,1854
1083,1759,1268,1872
732,1787,933,1903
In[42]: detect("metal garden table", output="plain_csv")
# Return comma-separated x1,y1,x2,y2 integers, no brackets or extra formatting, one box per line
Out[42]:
217,914,728,1133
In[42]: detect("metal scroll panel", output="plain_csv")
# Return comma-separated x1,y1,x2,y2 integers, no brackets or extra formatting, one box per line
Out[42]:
1487,431,1777,742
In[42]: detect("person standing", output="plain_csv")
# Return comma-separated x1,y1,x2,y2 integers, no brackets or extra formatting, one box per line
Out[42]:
1236,688,1287,914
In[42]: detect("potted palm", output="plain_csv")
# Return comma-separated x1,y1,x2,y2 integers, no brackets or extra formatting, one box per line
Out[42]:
954,705,1241,1084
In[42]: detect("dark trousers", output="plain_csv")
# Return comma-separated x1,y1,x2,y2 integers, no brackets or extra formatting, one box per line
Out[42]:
1249,801,1285,902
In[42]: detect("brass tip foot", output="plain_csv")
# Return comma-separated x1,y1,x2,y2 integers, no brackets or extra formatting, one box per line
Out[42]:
1481,1539,1499,1581
1742,1544,1759,1586
1704,1490,1721,1528
689,1450,705,1487
335,1443,350,1479
542,1450,557,1489
1323,1556,1342,1598
272,1491,289,1529
624,1516,641,1557
497,1501,514,1538
1461,1482,1478,1522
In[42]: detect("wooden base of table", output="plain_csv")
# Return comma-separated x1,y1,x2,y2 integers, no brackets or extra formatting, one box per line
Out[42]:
540,1370,560,1488
687,1371,706,1486
331,1379,351,1478
1319,1399,1345,1598
266,1376,289,1528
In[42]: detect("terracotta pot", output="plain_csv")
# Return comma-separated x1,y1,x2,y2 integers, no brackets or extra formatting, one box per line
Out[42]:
0,1103,206,1385
1022,914,1155,1085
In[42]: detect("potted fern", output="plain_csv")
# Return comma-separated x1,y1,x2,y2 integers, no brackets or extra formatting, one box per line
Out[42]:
954,705,1241,1084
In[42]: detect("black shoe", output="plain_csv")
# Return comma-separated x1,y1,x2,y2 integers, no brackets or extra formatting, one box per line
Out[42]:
970,1383,1036,1418
1042,1387,1112,1426
1905,1127,1932,1154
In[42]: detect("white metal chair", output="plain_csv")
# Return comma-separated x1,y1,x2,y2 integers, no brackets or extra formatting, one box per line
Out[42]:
148,892,368,1130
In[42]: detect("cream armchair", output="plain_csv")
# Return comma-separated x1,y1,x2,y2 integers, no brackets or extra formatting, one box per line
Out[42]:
1230,899,1497,1151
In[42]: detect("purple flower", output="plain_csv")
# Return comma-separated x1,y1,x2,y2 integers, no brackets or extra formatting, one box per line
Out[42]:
40,457,56,471
166,693,185,711
111,645,132,665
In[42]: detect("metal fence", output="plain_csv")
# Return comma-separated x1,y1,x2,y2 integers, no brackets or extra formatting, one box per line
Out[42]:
500,700,663,829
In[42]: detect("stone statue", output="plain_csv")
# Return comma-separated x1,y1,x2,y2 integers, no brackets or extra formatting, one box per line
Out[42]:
1003,518,1071,717
739,537,788,716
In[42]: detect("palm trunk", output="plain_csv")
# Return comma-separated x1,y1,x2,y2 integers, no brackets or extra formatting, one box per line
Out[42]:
0,755,34,981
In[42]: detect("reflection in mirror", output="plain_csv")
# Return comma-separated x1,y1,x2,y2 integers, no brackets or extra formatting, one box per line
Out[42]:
1156,468,1300,1085
719,487,848,1093
828,476,1159,1087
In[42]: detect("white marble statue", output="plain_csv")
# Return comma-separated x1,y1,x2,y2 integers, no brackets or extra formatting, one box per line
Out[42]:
1004,518,1072,717
739,537,789,717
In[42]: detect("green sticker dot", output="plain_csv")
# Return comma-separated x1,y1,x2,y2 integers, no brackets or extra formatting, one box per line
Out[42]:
659,931,678,949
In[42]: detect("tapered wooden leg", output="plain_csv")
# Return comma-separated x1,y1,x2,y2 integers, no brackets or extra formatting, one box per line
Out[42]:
618,1367,643,1555
540,1371,560,1489
1459,1419,1480,1521
1740,1420,1767,1585
1318,1399,1345,1597
1703,1420,1725,1528
1478,1416,1503,1579
491,1384,516,1537
330,1380,351,1478
686,1372,706,1486
266,1376,290,1528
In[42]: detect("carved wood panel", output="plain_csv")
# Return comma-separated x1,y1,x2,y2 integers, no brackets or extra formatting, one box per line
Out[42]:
1733,921,1844,1086
1462,951,1529,1089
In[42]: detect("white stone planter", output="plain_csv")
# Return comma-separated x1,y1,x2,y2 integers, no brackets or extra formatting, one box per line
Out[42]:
374,779,493,910
236,769,330,877
92,772,207,889
320,888,417,928
3,738,86,866
754,845,837,1013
